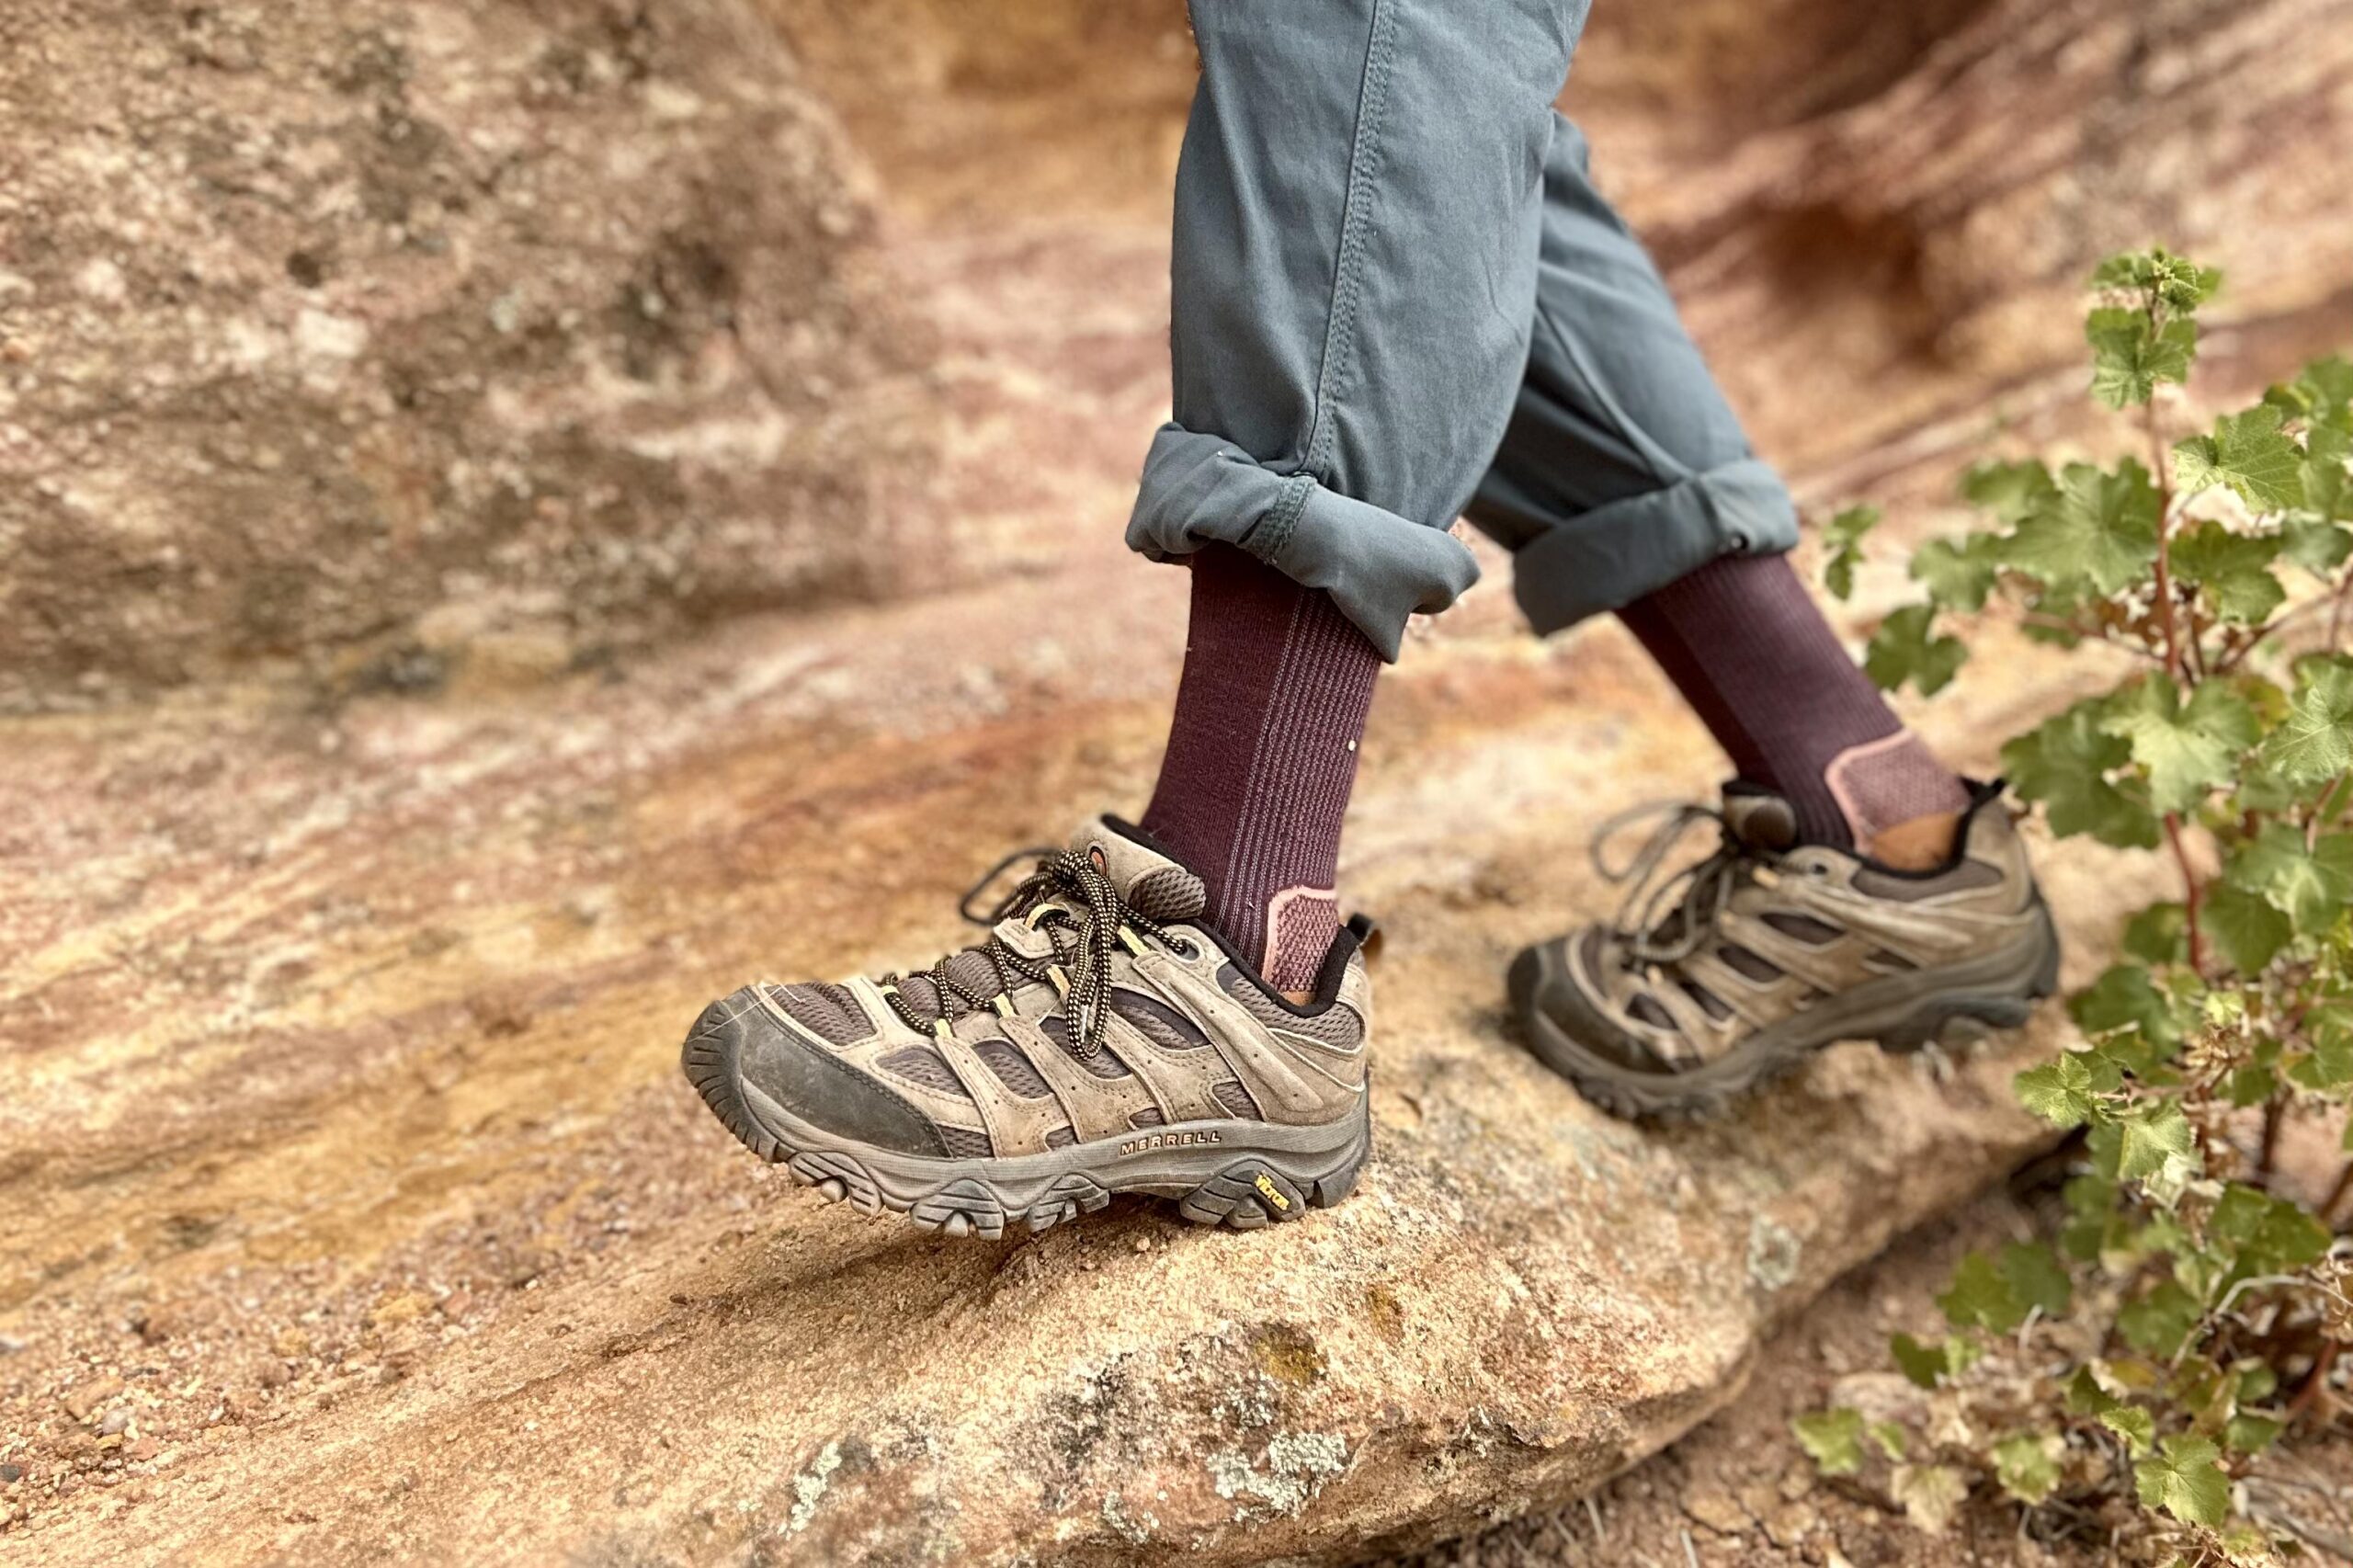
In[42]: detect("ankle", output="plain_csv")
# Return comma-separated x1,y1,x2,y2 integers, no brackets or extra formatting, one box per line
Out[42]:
1862,809,1961,870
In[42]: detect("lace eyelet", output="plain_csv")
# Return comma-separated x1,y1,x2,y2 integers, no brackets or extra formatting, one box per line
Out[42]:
1165,935,1199,960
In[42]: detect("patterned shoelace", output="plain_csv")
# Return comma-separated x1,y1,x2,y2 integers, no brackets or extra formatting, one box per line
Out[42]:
1591,801,1779,969
874,847,1179,1061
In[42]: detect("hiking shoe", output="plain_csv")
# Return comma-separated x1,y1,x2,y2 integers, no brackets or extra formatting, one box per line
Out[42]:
1507,779,2060,1119
681,817,1374,1237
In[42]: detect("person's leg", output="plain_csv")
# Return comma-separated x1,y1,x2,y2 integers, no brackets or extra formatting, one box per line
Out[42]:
1134,0,1588,984
682,2,1596,1231
1464,118,1965,867
1472,120,2057,1118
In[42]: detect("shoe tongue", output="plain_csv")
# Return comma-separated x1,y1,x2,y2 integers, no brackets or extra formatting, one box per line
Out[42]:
1722,789,1800,852
1067,817,1208,923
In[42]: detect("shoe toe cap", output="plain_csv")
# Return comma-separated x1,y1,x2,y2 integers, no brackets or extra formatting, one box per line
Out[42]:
1508,933,1682,1078
682,986,950,1159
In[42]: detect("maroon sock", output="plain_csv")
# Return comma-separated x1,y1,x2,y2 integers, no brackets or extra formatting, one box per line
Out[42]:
1617,552,1967,854
1142,546,1381,991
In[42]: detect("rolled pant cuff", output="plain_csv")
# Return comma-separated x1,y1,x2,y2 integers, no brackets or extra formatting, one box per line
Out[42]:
1127,424,1482,663
1508,458,1799,636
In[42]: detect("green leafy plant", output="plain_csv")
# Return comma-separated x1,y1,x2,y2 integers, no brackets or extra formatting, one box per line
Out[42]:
1799,249,2353,1563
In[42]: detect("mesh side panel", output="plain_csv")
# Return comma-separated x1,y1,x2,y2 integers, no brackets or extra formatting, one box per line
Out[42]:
1211,1078,1262,1120
1125,866,1207,922
1679,981,1733,1021
938,1125,993,1158
1040,1015,1134,1078
1044,1125,1077,1149
767,982,870,1046
1761,912,1844,946
1718,944,1782,983
875,1046,972,1098
1626,994,1678,1032
1129,1108,1166,1129
1213,962,1363,1050
972,1037,1051,1099
1108,988,1212,1051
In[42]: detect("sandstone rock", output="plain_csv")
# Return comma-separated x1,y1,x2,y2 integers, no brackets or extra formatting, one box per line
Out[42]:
0,0,923,712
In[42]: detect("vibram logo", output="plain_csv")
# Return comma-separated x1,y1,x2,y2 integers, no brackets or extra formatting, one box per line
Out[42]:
1253,1173,1291,1212
1120,1130,1222,1154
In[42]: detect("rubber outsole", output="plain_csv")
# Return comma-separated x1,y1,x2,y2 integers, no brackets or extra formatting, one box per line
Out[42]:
680,998,1370,1238
1507,901,2064,1121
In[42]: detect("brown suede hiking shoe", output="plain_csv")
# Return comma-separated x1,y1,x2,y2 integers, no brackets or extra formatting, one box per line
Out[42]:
682,817,1373,1237
1508,780,2060,1119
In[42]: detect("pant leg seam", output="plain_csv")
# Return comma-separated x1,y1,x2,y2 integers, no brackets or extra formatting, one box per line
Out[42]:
1266,0,1398,565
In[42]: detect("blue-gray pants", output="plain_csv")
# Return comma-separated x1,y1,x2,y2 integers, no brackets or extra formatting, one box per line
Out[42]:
1126,0,1799,660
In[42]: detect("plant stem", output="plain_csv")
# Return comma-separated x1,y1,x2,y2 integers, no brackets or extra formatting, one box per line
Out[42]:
2257,1096,2285,1187
2145,368,2188,683
2323,1157,2353,1227
2310,772,2350,853
2291,1340,2340,1422
2165,812,2210,978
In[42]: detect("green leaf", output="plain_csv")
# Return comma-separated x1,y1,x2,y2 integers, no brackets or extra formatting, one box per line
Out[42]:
1961,459,2058,525
2122,903,2189,966
2073,962,2180,1050
2115,1100,2197,1184
2200,880,2294,976
2227,822,2353,936
2062,1172,2124,1260
2134,1434,2231,1528
2102,1405,2157,1455
2221,1403,2278,1449
2000,1243,2074,1318
1792,1407,1865,1477
1910,531,2004,612
2119,1280,2202,1359
2016,1052,2098,1128
2170,520,2286,624
2001,460,2161,595
2004,699,2161,849
2210,1182,2331,1274
2256,655,2353,787
2282,515,2353,576
2308,1005,2353,1084
1863,603,1968,697
1820,505,1881,601
2225,1413,2282,1456
1891,1463,1969,1536
2294,354,2353,419
1993,1433,2063,1505
2091,249,2222,312
1868,1420,1908,1462
1889,1332,1979,1390
2173,404,2306,513
2087,306,2198,409
2102,675,2258,814
1938,1251,2024,1335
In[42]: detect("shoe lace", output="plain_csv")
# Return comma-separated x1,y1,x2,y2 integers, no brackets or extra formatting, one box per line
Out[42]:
874,846,1179,1062
1591,801,1778,969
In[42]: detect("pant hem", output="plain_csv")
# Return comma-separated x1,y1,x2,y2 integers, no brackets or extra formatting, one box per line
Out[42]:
1507,457,1798,635
1127,423,1482,662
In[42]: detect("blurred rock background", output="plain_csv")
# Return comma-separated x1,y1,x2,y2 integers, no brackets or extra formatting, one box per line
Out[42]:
6,0,2347,710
